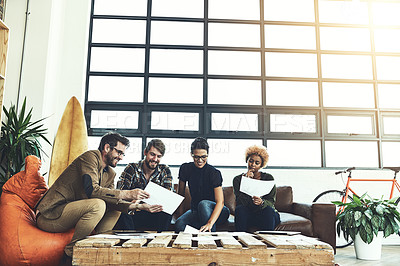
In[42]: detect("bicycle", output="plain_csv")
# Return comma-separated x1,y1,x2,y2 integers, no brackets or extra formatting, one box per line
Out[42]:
313,167,400,248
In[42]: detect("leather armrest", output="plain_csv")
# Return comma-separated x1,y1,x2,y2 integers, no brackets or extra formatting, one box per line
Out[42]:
312,203,336,253
292,202,312,220
172,185,191,221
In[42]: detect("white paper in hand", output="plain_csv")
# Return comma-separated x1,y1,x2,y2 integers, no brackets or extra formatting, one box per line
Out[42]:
143,181,184,215
239,176,275,197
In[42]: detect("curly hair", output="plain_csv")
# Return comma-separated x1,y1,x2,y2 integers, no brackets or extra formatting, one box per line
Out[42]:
245,145,269,168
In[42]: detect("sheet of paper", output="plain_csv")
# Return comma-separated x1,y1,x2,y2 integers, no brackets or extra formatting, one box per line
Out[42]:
143,181,184,215
184,225,199,234
255,230,301,235
239,176,275,197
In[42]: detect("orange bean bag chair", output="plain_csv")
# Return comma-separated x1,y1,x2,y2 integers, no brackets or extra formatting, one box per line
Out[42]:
0,155,74,266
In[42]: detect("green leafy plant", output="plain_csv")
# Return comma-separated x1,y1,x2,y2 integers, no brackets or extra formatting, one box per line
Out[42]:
333,193,400,244
0,98,51,192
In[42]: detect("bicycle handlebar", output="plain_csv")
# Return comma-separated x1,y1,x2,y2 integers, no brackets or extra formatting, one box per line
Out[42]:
335,167,355,175
335,167,400,176
383,167,400,174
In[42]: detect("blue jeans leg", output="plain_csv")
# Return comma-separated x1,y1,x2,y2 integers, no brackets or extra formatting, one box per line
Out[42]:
175,209,200,232
258,206,281,231
197,200,230,232
234,204,251,232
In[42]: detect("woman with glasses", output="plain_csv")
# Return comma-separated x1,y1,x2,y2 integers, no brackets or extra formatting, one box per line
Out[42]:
233,145,280,232
175,137,230,232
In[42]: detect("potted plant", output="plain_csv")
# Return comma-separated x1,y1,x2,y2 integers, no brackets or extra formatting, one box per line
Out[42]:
0,98,51,195
334,193,400,260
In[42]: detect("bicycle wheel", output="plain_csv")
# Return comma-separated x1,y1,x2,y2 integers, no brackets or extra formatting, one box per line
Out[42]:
313,190,354,248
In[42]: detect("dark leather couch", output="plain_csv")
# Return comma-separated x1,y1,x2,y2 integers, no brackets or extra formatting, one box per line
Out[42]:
172,185,336,252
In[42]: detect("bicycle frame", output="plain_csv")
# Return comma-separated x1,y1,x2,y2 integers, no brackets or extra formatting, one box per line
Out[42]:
338,169,400,213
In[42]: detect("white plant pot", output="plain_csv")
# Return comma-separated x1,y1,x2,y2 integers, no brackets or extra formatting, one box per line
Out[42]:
354,231,383,260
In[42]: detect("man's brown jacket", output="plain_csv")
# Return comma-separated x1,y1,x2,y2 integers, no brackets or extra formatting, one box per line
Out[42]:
35,150,131,219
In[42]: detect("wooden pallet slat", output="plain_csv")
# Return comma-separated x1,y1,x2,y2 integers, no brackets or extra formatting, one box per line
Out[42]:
75,238,120,248
218,233,242,249
289,234,333,249
197,235,217,249
172,233,192,248
147,235,173,248
238,234,266,249
258,234,297,249
122,238,148,248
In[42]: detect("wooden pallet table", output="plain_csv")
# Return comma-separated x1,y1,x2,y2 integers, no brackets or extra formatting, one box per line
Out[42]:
73,232,334,265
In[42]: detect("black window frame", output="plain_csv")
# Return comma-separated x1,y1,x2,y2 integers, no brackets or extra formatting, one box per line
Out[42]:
85,0,400,169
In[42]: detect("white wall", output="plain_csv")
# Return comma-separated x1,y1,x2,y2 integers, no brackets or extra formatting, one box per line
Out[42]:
4,0,90,175
4,0,399,245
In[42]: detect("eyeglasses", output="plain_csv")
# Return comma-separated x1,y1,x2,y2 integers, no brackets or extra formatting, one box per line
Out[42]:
113,147,125,157
192,155,208,161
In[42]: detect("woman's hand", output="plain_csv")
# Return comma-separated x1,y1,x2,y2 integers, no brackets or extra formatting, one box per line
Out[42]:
252,196,263,206
246,169,255,178
200,222,214,232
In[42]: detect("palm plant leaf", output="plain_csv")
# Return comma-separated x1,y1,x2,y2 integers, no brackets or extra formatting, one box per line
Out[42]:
0,97,51,192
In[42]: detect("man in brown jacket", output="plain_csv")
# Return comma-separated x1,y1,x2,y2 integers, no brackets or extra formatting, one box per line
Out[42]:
35,132,149,261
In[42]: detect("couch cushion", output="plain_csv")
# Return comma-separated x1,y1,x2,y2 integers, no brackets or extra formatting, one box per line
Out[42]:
275,186,293,213
275,212,313,237
223,186,235,215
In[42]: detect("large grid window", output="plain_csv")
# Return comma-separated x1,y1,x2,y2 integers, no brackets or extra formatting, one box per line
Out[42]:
85,0,400,168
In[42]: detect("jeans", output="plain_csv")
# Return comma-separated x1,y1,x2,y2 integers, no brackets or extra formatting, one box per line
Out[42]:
234,204,280,232
37,198,120,257
175,200,230,232
114,211,172,232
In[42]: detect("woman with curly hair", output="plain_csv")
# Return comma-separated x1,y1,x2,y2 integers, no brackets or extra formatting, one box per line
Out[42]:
233,145,280,232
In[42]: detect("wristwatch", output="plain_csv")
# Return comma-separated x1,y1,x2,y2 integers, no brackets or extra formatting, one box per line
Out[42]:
128,204,140,215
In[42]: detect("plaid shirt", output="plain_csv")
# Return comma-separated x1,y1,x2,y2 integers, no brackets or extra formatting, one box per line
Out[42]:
117,160,173,191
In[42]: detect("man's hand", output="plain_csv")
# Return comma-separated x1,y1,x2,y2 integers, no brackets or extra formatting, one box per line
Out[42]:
132,188,150,200
122,188,150,201
140,203,163,213
128,200,140,211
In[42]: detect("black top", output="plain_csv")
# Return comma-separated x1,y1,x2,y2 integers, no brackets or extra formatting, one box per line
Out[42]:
178,162,223,211
233,172,276,213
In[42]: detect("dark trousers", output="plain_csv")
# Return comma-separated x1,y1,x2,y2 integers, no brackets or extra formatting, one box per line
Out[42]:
114,211,172,232
234,205,280,232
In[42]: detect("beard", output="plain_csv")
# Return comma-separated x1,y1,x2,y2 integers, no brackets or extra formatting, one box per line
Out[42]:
145,158,158,170
105,151,119,168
